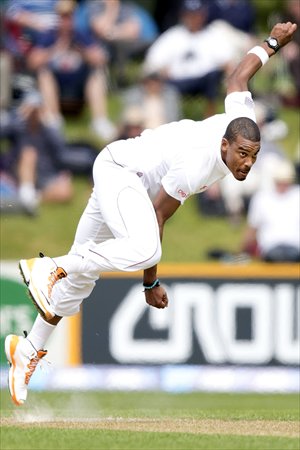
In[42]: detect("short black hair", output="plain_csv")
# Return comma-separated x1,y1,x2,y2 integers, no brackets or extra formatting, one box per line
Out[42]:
223,117,260,143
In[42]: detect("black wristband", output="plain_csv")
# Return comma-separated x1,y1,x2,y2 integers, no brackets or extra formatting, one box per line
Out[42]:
143,278,160,290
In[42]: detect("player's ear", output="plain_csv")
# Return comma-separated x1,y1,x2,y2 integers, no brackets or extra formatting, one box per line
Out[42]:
221,137,229,158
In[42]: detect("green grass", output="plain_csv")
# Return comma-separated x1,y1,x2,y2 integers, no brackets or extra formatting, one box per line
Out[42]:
2,428,299,450
1,391,299,449
0,177,91,259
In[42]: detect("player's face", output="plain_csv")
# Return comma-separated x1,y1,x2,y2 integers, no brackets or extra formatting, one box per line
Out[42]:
221,135,260,181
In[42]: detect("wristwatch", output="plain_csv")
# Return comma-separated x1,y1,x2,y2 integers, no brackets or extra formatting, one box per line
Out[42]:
264,36,280,52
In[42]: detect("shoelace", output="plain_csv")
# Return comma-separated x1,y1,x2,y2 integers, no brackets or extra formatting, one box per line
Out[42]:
25,350,48,385
47,267,67,298
39,252,67,298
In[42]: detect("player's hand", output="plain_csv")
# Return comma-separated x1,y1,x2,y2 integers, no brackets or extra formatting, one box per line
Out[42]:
270,22,297,48
144,285,169,309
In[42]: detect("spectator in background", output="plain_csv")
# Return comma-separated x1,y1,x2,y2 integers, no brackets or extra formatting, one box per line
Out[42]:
0,90,73,215
26,0,116,141
143,0,253,117
1,1,59,134
242,160,300,262
122,68,182,130
87,0,158,46
116,105,145,140
87,0,158,86
3,0,58,71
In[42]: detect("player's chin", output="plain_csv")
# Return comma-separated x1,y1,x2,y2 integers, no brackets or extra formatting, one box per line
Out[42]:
234,170,249,181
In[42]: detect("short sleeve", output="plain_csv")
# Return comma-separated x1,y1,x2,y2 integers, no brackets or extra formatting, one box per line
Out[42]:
225,91,256,122
161,164,191,204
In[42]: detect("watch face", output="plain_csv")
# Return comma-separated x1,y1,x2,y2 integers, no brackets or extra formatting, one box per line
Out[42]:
269,38,278,47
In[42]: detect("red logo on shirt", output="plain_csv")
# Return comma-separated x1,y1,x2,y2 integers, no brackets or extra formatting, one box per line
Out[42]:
178,189,188,198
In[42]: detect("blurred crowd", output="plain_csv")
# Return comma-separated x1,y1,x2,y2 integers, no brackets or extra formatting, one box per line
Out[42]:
0,0,299,262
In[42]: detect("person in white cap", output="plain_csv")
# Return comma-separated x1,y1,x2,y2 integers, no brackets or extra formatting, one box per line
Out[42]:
4,21,297,405
242,159,300,262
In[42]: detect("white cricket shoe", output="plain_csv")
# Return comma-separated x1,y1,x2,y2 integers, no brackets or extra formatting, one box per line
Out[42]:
5,334,47,406
19,254,67,321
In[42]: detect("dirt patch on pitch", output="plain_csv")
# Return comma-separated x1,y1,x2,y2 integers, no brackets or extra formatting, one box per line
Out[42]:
1,417,299,438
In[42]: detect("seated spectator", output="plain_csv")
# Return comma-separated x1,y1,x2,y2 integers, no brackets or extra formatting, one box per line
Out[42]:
205,19,255,72
241,160,300,262
143,0,251,117
122,68,182,129
0,90,73,215
88,0,158,45
26,0,116,141
87,0,159,86
116,106,145,140
3,0,58,71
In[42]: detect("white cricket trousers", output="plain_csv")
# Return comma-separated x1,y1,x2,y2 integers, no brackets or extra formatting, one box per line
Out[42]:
51,147,162,316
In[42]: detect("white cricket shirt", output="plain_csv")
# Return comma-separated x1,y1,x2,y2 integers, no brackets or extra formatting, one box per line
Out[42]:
107,91,256,203
247,185,300,253
144,23,235,80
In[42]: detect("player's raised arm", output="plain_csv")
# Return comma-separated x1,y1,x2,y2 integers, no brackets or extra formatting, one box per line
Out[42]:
226,22,297,94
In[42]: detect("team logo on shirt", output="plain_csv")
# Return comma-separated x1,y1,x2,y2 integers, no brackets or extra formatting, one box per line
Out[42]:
245,96,254,108
178,189,188,198
199,185,208,192
136,172,143,178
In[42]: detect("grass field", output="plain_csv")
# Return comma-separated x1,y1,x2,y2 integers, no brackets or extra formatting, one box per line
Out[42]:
1,390,299,449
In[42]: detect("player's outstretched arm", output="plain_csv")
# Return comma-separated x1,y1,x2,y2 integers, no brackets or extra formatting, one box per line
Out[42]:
143,187,180,309
227,21,297,94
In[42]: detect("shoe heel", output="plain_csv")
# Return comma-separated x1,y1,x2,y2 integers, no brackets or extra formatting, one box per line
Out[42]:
4,335,15,364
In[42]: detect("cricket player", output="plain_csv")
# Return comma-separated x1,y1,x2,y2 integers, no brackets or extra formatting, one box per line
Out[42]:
5,21,297,405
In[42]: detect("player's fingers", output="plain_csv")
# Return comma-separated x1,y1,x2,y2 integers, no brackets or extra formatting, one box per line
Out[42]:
161,297,168,308
291,23,297,33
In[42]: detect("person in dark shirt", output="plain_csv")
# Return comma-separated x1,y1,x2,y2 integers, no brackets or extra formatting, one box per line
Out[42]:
27,0,117,141
0,90,73,215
